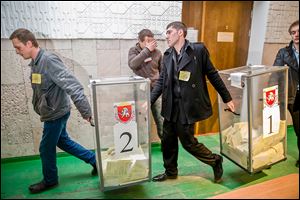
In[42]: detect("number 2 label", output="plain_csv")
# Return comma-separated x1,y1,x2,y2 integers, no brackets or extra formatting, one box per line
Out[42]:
113,121,138,156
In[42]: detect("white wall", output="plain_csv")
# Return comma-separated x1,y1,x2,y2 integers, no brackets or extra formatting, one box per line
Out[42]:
1,1,182,39
247,1,270,65
247,1,299,65
1,1,176,158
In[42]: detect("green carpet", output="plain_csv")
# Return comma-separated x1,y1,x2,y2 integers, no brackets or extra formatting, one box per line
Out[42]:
1,126,298,199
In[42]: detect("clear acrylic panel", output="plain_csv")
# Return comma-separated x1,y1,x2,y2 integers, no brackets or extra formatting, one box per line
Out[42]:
218,65,288,173
90,76,151,191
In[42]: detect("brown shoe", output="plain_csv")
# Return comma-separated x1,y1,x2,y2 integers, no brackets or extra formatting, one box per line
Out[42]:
29,181,58,194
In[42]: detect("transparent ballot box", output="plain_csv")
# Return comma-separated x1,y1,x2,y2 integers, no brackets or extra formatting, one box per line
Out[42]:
90,76,151,191
218,65,288,174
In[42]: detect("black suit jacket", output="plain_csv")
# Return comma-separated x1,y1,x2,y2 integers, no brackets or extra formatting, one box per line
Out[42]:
151,41,232,124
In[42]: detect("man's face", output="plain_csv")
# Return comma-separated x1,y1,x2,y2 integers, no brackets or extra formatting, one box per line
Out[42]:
290,25,299,45
165,26,181,47
139,36,154,49
11,38,32,59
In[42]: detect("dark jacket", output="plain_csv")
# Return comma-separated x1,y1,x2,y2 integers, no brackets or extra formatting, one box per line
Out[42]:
151,41,232,124
273,41,299,104
128,43,162,89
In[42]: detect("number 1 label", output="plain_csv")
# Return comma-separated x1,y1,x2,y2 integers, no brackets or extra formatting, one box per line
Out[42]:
263,105,280,138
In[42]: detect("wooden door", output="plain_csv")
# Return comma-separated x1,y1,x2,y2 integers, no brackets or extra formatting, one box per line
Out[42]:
182,1,253,134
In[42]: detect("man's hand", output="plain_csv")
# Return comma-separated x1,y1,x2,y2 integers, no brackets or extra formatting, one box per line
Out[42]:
142,101,148,111
145,39,157,52
226,101,235,112
85,116,95,127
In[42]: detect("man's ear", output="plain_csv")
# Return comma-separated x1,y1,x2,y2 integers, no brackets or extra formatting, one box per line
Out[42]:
178,29,184,37
26,40,33,48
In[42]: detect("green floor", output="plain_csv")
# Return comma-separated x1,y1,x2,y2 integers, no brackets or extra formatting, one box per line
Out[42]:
1,126,299,199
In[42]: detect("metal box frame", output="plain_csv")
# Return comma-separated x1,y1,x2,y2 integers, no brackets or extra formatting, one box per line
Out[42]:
90,76,151,191
218,65,288,174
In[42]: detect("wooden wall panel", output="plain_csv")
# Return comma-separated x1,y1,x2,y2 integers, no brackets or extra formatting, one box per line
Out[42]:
182,1,253,134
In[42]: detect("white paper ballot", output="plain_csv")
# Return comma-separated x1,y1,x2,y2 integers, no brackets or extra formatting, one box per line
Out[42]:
230,72,245,88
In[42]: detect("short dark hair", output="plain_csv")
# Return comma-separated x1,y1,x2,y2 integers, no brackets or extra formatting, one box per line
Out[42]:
288,20,299,35
9,28,39,47
138,29,154,42
166,21,187,38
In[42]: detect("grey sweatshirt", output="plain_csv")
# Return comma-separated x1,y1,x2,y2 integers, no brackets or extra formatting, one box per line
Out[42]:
29,48,92,122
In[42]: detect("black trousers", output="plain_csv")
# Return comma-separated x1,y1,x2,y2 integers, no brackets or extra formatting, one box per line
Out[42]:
288,103,299,151
161,119,219,176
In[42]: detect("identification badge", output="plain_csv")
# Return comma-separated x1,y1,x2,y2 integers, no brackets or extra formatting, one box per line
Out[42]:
32,73,41,84
144,57,152,62
179,71,191,81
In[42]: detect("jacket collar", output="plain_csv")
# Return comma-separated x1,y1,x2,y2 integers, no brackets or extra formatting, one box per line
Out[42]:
165,39,194,55
164,40,194,72
29,48,44,67
287,41,294,55
179,40,194,71
287,41,299,71
135,43,143,53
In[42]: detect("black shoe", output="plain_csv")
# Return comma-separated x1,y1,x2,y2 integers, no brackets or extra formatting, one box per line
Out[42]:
29,181,58,194
152,173,177,182
213,155,223,183
296,160,299,168
91,164,98,176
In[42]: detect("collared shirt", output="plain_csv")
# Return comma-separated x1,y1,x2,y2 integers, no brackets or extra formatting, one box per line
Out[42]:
171,41,189,124
173,40,188,66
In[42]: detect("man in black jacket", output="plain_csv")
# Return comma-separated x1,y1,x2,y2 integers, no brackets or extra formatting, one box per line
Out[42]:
273,20,299,167
151,21,235,183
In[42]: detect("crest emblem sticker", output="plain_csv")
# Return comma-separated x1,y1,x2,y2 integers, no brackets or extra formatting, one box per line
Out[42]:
114,101,135,123
262,85,280,137
263,85,278,108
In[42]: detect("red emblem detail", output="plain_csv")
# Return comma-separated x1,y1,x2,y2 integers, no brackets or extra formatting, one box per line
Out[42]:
265,89,276,107
117,105,132,123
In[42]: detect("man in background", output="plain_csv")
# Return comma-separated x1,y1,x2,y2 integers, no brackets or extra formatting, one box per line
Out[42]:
128,29,164,139
273,20,299,167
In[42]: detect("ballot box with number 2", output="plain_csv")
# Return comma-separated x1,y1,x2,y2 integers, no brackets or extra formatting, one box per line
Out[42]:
218,65,288,174
90,76,151,191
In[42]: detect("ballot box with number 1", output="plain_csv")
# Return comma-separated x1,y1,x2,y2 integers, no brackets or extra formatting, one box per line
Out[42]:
218,65,288,174
90,76,151,191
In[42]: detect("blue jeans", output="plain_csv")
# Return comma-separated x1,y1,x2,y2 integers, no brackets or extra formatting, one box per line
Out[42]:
40,112,96,185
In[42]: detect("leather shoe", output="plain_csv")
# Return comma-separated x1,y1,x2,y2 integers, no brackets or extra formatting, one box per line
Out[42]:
213,155,223,183
29,181,58,194
152,173,177,182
